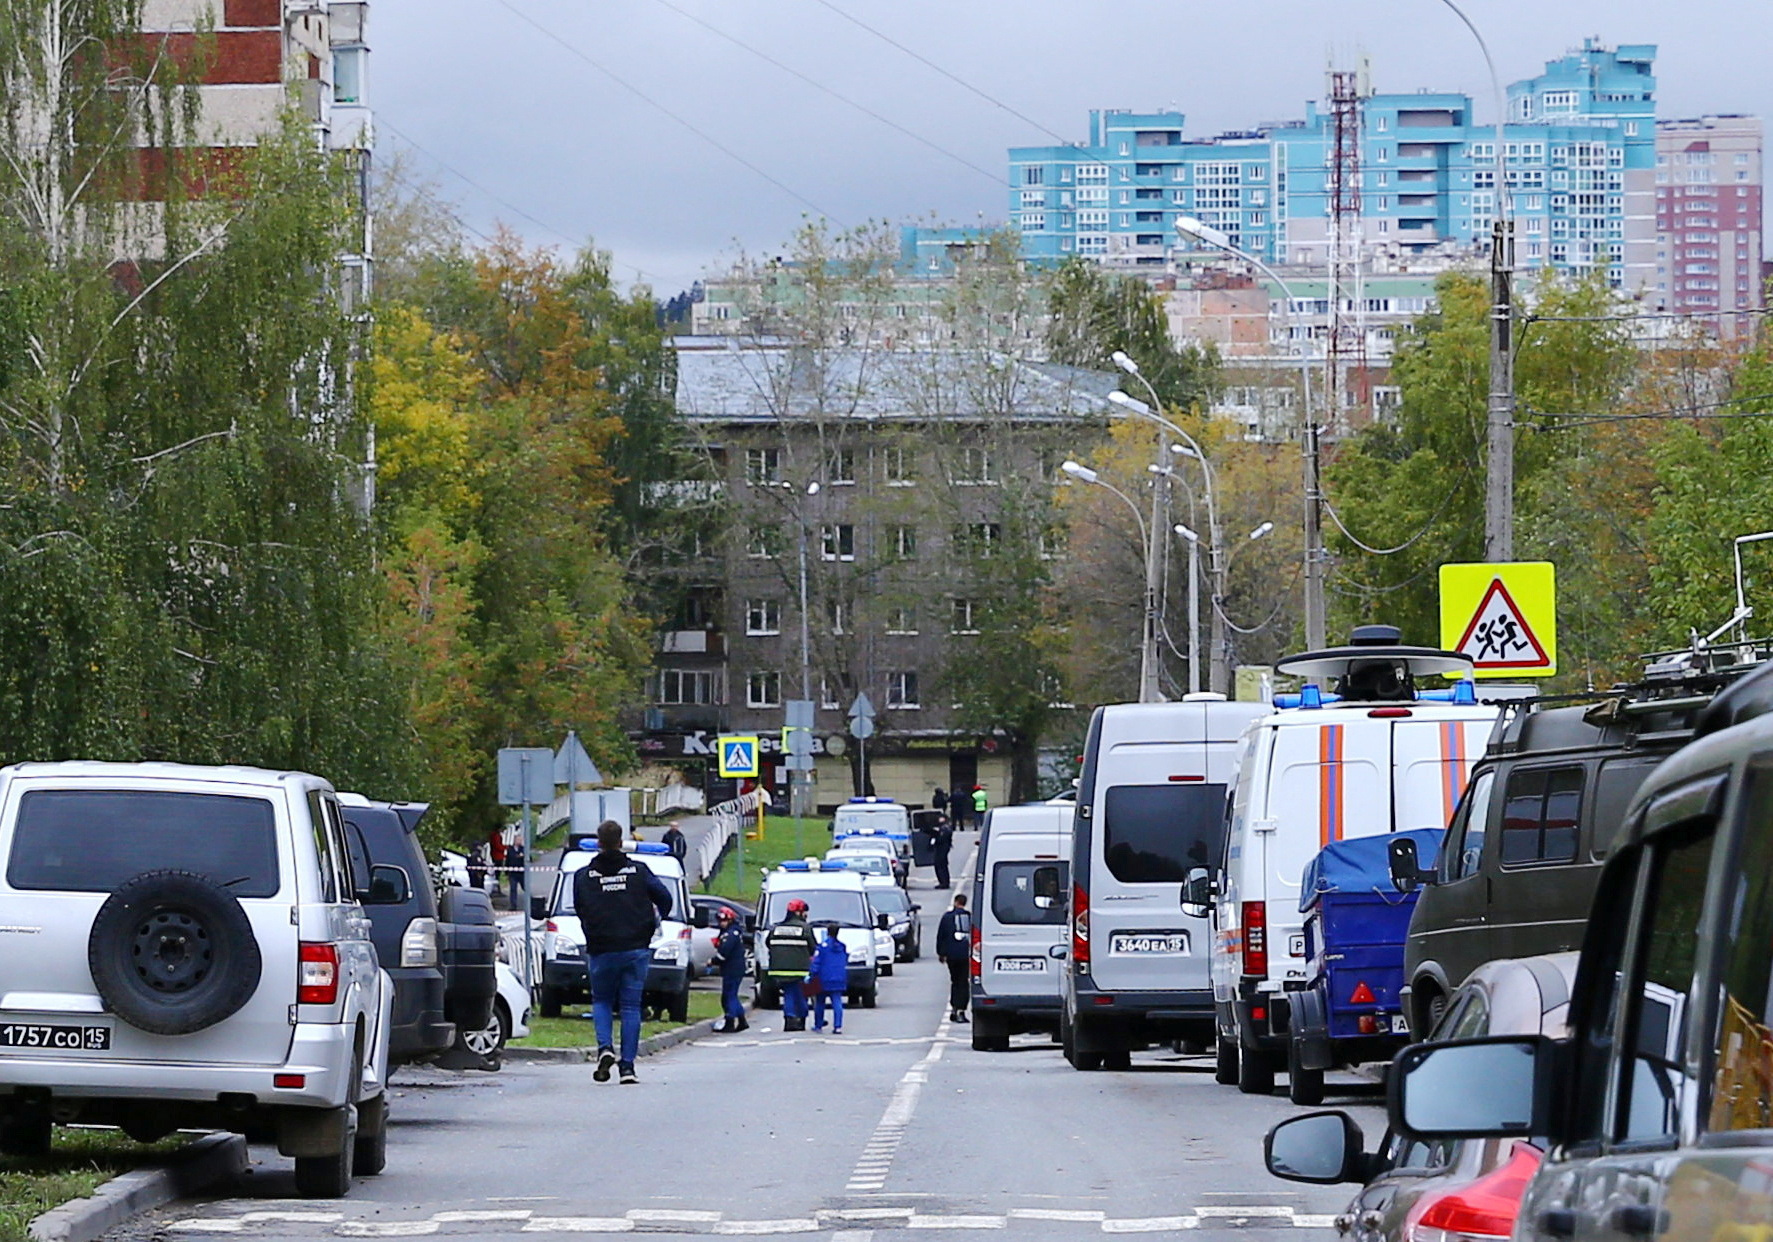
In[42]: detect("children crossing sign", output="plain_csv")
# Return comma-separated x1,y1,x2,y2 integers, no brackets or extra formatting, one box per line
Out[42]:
1439,562,1557,679
717,734,760,778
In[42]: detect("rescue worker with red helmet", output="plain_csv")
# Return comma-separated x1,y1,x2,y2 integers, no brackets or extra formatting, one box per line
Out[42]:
711,905,749,1033
764,897,818,1031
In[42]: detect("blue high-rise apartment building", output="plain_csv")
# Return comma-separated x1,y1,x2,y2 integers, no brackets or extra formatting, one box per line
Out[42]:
1007,40,1660,292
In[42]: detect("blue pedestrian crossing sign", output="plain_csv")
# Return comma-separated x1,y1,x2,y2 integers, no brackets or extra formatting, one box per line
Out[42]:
717,734,760,779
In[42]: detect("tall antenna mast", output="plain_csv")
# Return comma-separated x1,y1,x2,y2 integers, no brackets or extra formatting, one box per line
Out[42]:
1325,57,1371,432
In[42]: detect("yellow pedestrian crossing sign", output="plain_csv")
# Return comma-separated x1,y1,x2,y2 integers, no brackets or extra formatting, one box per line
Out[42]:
1439,562,1557,679
717,734,760,778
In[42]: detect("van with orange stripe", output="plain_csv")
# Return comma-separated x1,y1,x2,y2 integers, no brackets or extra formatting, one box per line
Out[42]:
1397,645,1764,1036
1194,627,1496,1097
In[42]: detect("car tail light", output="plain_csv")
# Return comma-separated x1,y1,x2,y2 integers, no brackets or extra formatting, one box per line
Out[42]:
1241,902,1267,978
678,927,693,940
273,1073,306,1089
1071,883,1089,968
1405,1142,1543,1242
545,920,558,933
400,917,438,968
969,924,982,979
298,942,340,1005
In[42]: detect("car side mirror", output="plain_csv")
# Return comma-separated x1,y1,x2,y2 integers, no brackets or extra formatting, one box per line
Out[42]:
877,913,892,930
1388,838,1434,892
743,916,757,935
529,895,549,921
909,904,921,913
362,864,411,906
1389,1035,1556,1141
691,907,711,929
1265,1111,1368,1184
1181,867,1215,917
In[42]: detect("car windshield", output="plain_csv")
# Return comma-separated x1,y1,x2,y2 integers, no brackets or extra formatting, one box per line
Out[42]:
8,790,281,897
764,889,869,927
868,888,911,915
552,861,688,922
829,854,892,876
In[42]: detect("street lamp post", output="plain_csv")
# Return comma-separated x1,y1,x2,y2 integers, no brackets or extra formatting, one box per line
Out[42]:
1061,460,1160,697
1110,352,1172,703
779,480,820,825
1174,216,1326,652
1171,523,1203,693
1434,0,1516,561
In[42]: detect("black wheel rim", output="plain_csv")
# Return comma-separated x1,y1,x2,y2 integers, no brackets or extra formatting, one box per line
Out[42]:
131,908,214,994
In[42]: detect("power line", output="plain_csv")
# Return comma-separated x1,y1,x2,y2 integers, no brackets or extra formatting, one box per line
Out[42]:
805,0,1072,146
1527,305,1773,324
1528,389,1773,431
378,118,578,249
494,0,837,222
649,0,1008,189
1319,468,1473,557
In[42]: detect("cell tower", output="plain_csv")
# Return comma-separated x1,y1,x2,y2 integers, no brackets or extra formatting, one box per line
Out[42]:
1324,57,1372,432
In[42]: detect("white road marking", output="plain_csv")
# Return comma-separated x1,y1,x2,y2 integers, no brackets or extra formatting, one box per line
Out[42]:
1196,1206,1297,1218
907,1215,1006,1229
1009,1209,1107,1222
709,1221,821,1235
519,1219,633,1233
336,1224,442,1238
243,1213,346,1224
828,1233,875,1242
1100,1217,1198,1233
626,1209,723,1223
167,1224,241,1234
433,1211,533,1223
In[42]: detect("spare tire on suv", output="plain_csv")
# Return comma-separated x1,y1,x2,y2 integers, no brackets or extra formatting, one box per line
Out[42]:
87,869,262,1036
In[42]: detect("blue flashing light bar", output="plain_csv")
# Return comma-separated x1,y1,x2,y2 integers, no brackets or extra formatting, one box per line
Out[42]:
846,796,897,804
1274,678,1477,711
630,842,671,855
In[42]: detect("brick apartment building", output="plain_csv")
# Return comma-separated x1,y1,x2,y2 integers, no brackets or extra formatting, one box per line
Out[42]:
1655,115,1764,338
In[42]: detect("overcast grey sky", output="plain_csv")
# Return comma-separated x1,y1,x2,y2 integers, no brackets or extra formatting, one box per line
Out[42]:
372,1,1770,295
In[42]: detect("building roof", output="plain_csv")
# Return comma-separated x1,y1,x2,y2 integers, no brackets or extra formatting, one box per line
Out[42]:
671,339,1120,424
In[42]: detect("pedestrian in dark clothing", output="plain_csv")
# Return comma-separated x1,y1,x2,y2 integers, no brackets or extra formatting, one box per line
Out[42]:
764,900,818,1031
573,820,673,1083
466,843,487,892
932,787,948,817
932,817,955,889
809,924,849,1034
711,907,749,1033
662,821,688,863
506,839,527,910
936,893,973,1023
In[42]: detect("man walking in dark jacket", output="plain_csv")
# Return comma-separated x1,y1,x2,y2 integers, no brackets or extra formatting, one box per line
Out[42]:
662,821,688,863
936,893,973,1023
711,907,749,1033
573,820,673,1083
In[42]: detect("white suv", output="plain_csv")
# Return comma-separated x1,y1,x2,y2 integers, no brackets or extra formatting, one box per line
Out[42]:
0,762,393,1198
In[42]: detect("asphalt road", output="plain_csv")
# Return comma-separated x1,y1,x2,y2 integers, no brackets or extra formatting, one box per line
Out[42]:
112,837,1388,1242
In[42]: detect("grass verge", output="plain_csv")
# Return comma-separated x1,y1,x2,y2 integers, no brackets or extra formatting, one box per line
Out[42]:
509,986,729,1048
0,1130,190,1242
700,817,828,905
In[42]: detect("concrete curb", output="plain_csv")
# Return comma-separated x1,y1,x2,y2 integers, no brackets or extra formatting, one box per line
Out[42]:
28,1132,246,1242
506,1008,747,1063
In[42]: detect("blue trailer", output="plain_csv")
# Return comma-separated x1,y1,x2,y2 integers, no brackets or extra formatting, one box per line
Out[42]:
1284,828,1443,1105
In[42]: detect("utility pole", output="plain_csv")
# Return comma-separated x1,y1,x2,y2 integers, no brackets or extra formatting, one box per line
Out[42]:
1139,435,1169,703
1303,422,1327,650
795,517,812,820
1485,216,1516,561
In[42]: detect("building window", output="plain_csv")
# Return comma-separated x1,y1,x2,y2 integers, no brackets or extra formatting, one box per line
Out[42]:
1540,90,1578,114
1039,528,1067,560
891,525,917,559
886,606,917,635
951,598,979,634
827,448,856,485
747,524,783,558
746,671,781,709
333,45,366,104
882,445,913,486
1022,166,1044,186
827,599,848,635
745,447,781,486
951,523,1001,557
1374,115,1388,133
887,672,920,709
955,447,996,485
820,524,855,561
1078,163,1107,184
655,669,717,705
1020,212,1046,232
745,599,781,636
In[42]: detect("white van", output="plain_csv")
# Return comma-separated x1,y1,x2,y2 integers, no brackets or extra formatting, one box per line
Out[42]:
968,803,1073,1052
1195,629,1497,1095
1061,694,1269,1071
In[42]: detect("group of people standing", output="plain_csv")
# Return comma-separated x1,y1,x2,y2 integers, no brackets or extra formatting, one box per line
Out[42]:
760,903,852,1033
931,784,989,831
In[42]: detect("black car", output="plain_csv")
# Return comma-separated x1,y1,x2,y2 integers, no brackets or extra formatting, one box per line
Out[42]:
339,795,499,1067
865,885,921,962
689,896,755,974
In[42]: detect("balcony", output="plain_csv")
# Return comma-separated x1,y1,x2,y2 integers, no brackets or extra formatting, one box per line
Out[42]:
660,630,726,656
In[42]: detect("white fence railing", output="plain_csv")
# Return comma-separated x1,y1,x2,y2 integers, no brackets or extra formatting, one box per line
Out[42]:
702,789,771,884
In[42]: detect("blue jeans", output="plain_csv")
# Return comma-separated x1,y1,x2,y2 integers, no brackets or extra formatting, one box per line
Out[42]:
780,980,807,1022
588,948,651,1065
813,990,844,1031
720,970,744,1019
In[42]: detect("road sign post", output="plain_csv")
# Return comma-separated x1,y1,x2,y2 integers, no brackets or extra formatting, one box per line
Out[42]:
783,700,814,855
497,746,555,991
847,693,876,796
1439,562,1557,679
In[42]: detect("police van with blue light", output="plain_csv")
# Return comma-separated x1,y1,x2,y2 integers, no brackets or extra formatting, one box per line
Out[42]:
1191,626,1499,1097
832,798,912,880
753,860,885,1009
535,839,707,1024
